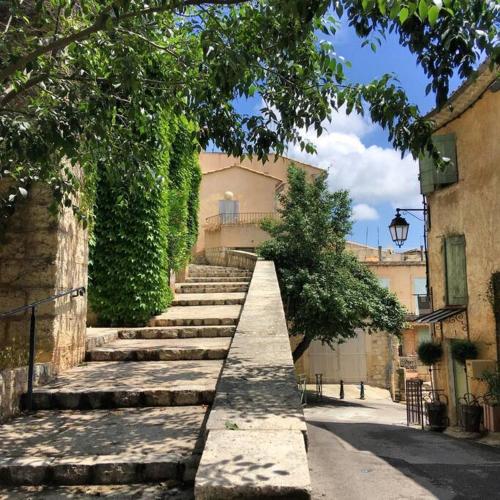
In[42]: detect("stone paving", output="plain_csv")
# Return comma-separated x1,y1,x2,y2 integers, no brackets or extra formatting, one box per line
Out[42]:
0,265,249,496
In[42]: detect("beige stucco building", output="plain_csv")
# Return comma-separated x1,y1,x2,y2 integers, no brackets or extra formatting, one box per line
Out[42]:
195,153,322,258
417,63,499,424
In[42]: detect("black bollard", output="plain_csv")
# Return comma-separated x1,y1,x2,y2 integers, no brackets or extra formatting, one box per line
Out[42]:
339,379,344,399
360,381,365,400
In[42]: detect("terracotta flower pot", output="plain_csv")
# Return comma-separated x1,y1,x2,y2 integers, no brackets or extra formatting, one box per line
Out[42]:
483,404,500,433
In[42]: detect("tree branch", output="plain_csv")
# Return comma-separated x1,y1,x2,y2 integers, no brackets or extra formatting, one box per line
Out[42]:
0,0,250,85
292,336,312,363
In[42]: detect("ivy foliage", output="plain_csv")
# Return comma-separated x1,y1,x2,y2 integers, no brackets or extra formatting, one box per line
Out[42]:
168,117,202,272
89,112,200,325
0,1,498,228
259,166,406,361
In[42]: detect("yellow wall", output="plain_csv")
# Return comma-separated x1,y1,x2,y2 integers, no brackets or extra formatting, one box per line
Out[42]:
196,154,323,255
196,166,280,253
427,86,500,418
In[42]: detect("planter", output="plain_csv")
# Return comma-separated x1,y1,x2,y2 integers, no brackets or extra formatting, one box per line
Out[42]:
460,404,483,433
425,401,447,432
483,404,500,433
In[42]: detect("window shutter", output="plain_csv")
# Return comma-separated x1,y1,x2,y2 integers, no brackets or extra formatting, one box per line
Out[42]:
444,235,468,305
419,155,436,195
434,134,458,186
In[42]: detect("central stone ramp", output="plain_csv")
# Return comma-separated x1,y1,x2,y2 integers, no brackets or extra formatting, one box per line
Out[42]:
30,360,223,410
87,338,231,361
0,406,205,485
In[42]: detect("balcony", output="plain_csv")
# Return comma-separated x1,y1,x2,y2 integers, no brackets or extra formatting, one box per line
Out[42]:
205,212,279,231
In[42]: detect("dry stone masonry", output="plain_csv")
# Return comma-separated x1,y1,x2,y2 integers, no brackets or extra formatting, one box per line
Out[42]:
0,265,251,496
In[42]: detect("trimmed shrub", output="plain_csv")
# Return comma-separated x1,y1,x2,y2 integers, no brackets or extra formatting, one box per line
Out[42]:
451,339,479,365
417,341,443,366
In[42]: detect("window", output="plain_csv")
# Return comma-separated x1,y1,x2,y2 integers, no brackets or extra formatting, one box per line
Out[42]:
419,133,458,195
218,200,239,223
413,277,427,314
378,278,390,289
444,235,468,305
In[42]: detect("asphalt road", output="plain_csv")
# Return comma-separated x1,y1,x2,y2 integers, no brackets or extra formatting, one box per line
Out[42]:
304,385,500,500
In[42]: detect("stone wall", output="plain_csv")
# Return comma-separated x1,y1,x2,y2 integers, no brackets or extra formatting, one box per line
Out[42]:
204,247,258,270
366,331,399,392
0,181,88,418
0,363,53,422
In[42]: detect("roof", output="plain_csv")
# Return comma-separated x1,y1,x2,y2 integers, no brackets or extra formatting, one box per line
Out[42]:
202,164,283,183
426,60,499,131
415,306,466,324
200,152,325,174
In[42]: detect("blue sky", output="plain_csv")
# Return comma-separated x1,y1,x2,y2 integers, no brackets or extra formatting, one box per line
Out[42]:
227,19,463,250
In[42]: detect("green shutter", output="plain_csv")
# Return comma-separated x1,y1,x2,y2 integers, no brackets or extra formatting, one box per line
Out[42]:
419,155,436,195
434,134,458,186
444,235,468,305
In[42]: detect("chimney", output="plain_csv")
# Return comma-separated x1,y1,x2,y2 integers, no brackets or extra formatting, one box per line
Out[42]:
420,245,424,261
378,245,383,262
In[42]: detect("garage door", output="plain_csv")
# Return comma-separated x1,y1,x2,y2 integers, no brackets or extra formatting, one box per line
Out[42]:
306,330,367,383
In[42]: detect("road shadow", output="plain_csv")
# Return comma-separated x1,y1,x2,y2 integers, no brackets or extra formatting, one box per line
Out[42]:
304,392,376,409
307,419,500,499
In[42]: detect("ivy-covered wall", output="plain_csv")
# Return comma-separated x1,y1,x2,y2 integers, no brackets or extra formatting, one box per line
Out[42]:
89,113,201,326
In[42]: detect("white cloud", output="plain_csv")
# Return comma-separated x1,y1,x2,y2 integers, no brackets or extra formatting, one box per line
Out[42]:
286,107,421,208
352,203,379,221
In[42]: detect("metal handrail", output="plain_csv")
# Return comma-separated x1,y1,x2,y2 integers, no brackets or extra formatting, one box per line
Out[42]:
205,212,279,228
0,286,86,410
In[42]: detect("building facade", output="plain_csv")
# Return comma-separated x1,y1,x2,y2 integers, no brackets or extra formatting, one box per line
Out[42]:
195,153,322,258
417,64,499,423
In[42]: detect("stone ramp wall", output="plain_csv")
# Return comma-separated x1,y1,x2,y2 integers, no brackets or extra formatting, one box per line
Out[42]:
195,261,311,499
204,247,258,271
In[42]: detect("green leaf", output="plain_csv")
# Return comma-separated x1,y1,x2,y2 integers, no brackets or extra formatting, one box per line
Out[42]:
418,0,428,20
428,5,440,26
399,7,409,24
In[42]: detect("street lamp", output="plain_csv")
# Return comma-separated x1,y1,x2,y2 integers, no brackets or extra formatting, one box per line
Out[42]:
388,204,431,307
388,209,410,248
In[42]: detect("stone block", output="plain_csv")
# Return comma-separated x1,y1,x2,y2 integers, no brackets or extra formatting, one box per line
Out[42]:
195,430,311,500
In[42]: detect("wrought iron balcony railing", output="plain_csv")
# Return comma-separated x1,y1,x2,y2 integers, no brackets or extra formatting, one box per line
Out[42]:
205,212,279,230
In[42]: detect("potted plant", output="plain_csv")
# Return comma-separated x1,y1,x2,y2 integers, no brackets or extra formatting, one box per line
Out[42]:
451,340,482,433
417,342,447,431
482,369,500,432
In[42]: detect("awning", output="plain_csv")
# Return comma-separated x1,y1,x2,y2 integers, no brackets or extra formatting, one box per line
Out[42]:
415,307,466,324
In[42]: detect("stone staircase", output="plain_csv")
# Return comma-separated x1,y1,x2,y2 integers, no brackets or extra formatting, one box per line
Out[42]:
0,265,251,497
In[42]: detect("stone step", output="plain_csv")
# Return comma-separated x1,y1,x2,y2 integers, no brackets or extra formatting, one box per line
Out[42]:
185,276,250,283
27,360,223,410
86,338,231,362
149,305,241,327
172,292,246,306
86,328,119,351
0,483,194,499
118,325,236,340
0,406,205,486
188,265,251,278
175,283,249,294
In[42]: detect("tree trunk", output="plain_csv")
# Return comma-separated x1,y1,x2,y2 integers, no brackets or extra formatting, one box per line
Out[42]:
292,336,312,363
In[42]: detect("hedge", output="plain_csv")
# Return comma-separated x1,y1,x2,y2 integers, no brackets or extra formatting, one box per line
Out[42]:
89,113,200,325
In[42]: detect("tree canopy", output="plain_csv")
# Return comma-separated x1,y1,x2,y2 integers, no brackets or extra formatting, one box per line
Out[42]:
259,165,406,361
0,1,498,225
